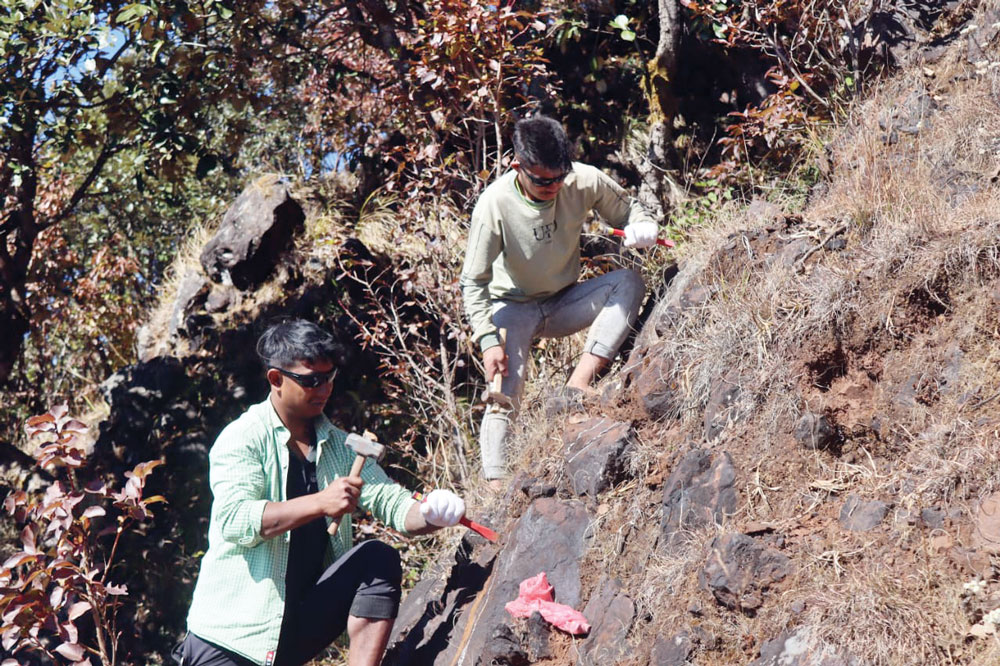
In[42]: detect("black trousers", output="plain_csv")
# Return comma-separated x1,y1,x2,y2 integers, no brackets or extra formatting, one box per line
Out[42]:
174,540,402,666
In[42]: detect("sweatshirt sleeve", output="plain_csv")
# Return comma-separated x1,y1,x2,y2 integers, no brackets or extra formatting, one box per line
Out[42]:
591,168,656,230
460,199,504,351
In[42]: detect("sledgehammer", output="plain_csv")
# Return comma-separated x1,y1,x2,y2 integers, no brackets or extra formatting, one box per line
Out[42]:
327,433,385,535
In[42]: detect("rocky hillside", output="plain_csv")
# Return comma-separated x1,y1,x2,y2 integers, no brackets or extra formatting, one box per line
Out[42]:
5,5,1000,665
381,11,1000,666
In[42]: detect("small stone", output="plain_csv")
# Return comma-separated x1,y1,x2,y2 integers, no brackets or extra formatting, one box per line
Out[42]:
839,494,888,532
920,507,945,529
794,412,837,450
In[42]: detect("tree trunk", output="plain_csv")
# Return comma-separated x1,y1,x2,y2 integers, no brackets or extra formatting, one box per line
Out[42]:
0,122,39,385
637,0,683,219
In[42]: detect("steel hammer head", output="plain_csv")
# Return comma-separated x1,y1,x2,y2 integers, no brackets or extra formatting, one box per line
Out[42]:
344,433,385,461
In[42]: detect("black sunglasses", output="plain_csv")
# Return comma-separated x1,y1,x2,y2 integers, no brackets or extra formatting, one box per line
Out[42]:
270,366,336,388
522,168,570,187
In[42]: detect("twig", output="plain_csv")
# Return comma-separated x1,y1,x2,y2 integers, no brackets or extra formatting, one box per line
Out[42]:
796,222,849,270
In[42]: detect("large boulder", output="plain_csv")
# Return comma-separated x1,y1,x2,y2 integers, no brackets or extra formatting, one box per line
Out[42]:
200,176,305,290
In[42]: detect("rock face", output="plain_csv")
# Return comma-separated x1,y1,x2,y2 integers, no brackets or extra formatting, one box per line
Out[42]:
627,343,679,419
200,176,305,290
385,498,591,666
562,418,633,496
703,371,741,441
661,448,739,545
577,577,635,665
651,627,717,665
699,533,791,612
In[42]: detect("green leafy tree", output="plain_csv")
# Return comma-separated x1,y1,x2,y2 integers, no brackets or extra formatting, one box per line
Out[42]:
0,0,271,385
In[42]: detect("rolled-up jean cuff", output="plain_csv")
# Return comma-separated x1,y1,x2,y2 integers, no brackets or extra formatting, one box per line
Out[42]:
350,594,399,620
585,341,615,359
483,465,506,480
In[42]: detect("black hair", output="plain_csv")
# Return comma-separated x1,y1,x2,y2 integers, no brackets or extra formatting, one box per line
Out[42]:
256,318,341,369
512,115,573,172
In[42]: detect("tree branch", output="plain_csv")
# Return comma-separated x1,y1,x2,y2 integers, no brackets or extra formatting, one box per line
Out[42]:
39,140,117,231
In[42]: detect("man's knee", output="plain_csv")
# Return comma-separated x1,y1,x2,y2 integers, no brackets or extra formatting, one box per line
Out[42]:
348,541,402,620
617,268,646,297
357,540,402,588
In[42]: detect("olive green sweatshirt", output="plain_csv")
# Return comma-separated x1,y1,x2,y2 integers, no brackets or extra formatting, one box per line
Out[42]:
460,162,654,350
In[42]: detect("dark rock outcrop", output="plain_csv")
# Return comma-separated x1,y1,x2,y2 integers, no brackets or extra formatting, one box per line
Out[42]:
577,577,635,665
839,494,889,532
661,448,739,545
794,412,837,450
699,533,791,612
628,343,679,419
562,418,633,496
200,176,305,290
703,370,742,441
386,498,591,666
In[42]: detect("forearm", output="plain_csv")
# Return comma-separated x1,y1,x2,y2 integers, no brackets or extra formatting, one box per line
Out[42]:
403,502,438,536
260,494,325,540
460,277,499,349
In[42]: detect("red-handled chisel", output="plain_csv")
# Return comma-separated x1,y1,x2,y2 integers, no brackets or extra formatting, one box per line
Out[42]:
610,228,676,248
412,491,498,542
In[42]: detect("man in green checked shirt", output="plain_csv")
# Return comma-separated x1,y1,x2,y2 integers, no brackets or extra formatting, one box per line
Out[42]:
175,319,467,666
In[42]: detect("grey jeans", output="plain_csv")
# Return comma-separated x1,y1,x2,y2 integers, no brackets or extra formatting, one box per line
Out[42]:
480,268,645,479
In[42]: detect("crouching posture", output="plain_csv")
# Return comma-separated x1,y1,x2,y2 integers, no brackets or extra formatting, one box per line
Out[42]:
460,115,659,482
176,319,465,666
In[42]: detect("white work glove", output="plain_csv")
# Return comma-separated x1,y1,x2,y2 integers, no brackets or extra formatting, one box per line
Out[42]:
419,489,466,527
622,221,659,249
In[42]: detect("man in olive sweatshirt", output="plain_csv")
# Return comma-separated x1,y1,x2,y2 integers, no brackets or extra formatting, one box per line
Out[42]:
460,115,660,482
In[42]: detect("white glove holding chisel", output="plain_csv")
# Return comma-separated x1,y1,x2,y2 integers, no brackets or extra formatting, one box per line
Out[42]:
419,489,466,527
622,221,659,248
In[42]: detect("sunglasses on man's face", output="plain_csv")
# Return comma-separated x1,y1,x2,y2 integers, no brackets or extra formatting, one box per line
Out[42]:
270,366,336,388
522,168,570,188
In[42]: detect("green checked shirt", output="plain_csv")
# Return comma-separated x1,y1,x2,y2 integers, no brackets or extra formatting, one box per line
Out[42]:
185,398,416,664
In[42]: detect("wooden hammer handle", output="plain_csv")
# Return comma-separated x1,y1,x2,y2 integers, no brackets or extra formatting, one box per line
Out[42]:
326,454,368,535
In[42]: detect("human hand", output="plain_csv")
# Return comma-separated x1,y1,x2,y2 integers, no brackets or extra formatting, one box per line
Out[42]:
320,475,363,519
419,489,466,527
484,344,507,382
622,221,659,249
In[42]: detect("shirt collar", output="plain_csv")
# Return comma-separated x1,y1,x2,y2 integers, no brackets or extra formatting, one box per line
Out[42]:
262,396,335,448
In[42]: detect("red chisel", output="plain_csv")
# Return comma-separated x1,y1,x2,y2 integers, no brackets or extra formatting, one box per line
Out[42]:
610,228,676,248
412,491,498,542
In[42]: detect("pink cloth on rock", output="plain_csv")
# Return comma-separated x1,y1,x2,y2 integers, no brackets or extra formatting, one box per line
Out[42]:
504,572,591,635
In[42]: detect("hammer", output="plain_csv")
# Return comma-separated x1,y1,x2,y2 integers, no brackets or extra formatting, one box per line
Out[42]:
482,328,512,408
327,433,385,535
